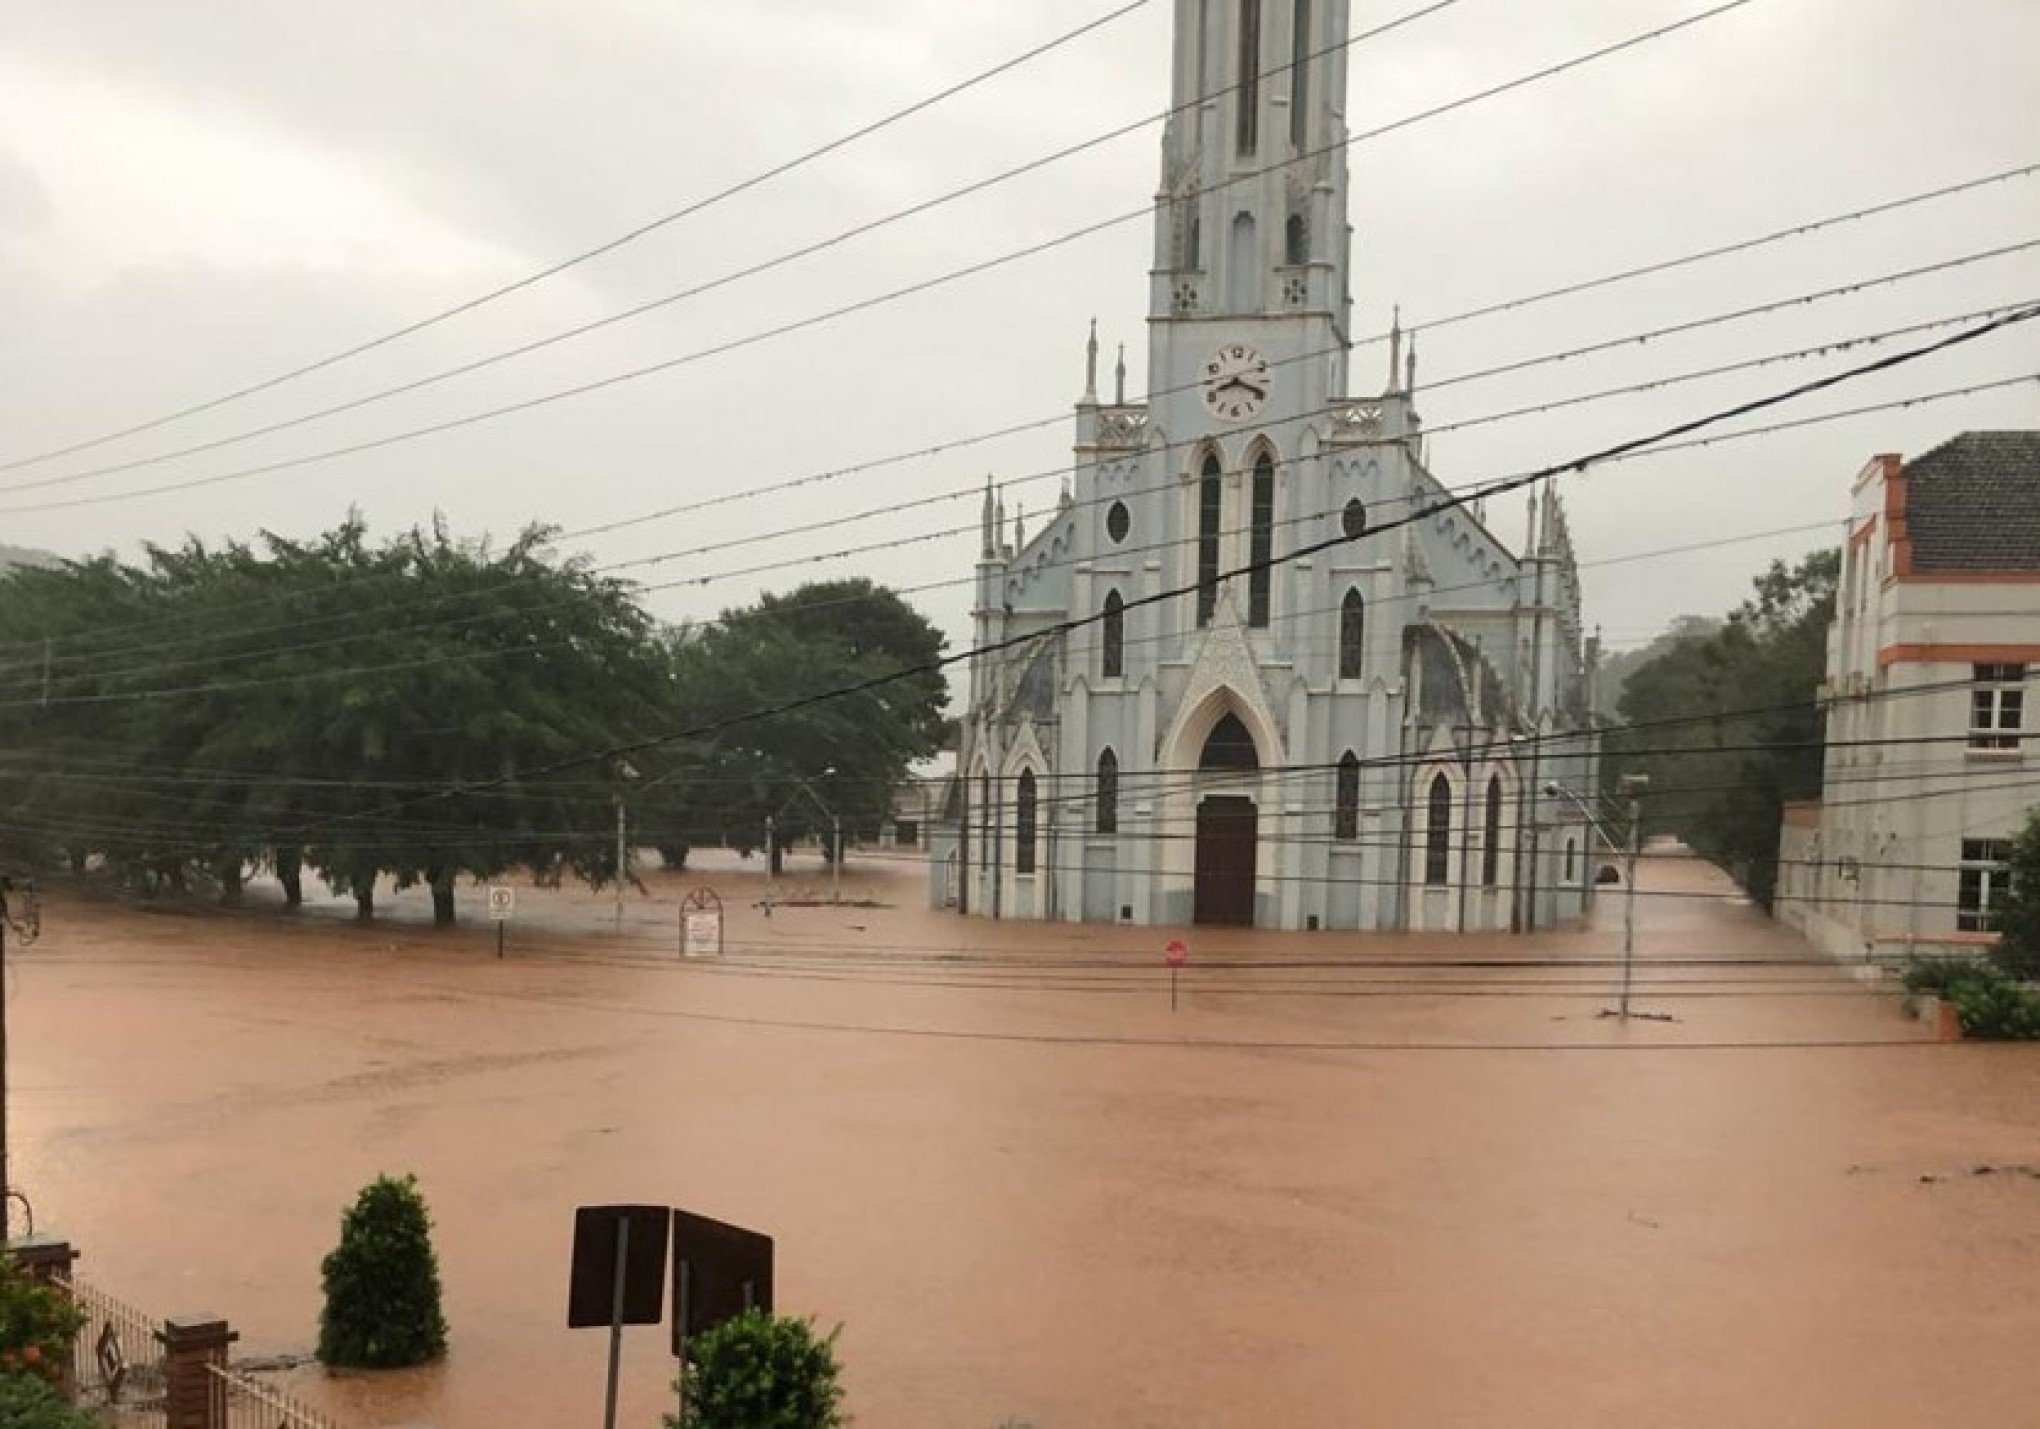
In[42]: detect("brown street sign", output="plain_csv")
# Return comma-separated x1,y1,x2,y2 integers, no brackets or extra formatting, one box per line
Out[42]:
568,1205,671,1329
672,1209,774,1353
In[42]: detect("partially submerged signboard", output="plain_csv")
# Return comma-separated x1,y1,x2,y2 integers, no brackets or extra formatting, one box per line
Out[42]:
672,1209,774,1350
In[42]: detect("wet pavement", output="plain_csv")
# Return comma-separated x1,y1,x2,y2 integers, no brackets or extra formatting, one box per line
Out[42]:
10,846,2039,1427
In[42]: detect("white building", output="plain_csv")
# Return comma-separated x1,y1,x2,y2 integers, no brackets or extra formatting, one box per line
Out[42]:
926,0,1596,931
1778,432,2040,962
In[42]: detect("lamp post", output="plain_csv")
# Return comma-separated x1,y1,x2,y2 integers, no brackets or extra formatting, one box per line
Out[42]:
1544,776,1649,1018
0,875,42,1244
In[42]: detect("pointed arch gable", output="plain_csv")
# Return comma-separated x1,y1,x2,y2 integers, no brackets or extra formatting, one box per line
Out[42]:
1160,677,1285,780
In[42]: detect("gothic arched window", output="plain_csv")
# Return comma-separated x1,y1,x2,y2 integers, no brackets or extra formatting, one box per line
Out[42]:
1228,211,1258,312
1016,770,1038,875
1335,752,1360,841
1102,589,1125,679
1237,0,1262,155
1248,452,1274,627
1482,775,1503,887
1425,773,1452,886
1290,0,1312,148
1096,748,1119,835
1285,212,1308,266
1338,588,1364,680
1196,453,1223,627
1185,205,1202,271
1200,713,1259,772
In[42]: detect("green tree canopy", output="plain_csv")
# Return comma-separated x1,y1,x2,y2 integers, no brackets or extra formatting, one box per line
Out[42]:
0,532,945,917
1605,548,1839,908
1990,808,2040,980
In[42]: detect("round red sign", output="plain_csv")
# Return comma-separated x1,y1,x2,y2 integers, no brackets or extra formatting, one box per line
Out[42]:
1165,939,1188,969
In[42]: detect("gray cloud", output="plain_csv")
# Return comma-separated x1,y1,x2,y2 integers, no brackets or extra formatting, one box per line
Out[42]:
0,0,2034,663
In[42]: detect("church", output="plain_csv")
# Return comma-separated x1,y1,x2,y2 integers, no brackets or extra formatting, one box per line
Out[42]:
927,0,1599,932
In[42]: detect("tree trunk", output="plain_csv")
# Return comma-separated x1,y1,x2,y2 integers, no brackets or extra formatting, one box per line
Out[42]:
768,842,784,877
277,847,304,908
219,861,244,906
355,886,375,922
429,869,456,928
68,848,87,875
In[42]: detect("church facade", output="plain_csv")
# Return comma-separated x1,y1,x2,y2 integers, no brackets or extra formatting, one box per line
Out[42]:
928,0,1599,932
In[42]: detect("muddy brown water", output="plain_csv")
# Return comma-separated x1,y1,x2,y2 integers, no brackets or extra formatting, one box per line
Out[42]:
11,848,2039,1427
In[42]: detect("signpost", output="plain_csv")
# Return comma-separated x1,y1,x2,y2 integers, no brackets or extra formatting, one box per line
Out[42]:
680,888,724,959
487,885,514,959
1165,938,1188,1012
567,1205,671,1429
564,1203,774,1429
672,1210,774,1426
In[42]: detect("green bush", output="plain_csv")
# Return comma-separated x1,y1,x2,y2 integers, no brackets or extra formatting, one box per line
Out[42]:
1901,955,1995,996
668,1310,846,1429
1947,963,2040,1040
0,1371,100,1429
317,1174,448,1368
0,1255,84,1385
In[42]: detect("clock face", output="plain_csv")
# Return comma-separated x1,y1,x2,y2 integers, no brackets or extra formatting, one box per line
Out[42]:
1201,343,1271,424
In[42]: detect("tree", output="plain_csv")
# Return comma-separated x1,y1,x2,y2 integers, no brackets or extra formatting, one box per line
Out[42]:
658,583,949,865
668,1311,847,1429
0,1373,100,1429
1991,807,2040,980
0,1253,84,1387
1605,549,1839,908
317,1174,448,1368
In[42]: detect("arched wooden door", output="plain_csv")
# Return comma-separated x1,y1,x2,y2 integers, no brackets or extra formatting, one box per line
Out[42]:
1194,795,1258,926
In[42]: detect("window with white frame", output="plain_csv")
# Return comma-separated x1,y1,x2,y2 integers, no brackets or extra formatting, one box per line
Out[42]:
1970,663,2025,751
1958,838,2011,933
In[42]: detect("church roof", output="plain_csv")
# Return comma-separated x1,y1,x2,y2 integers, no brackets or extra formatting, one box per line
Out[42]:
1903,431,2040,572
1405,623,1518,732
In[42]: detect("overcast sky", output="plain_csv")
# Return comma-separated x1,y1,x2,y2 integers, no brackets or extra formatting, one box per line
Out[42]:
0,0,2035,665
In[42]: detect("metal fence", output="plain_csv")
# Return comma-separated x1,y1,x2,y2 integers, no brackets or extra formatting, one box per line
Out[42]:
65,1276,168,1425
205,1363,351,1429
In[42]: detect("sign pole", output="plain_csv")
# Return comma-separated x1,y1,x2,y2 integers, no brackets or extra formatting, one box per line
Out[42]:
675,1258,691,1428
1171,965,1178,1013
496,922,505,960
603,1216,631,1429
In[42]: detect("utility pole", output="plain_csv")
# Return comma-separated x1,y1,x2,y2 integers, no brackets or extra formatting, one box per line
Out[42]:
0,876,42,1245
831,815,842,905
1617,773,1650,1020
612,761,639,932
1543,778,1646,1019
614,796,627,931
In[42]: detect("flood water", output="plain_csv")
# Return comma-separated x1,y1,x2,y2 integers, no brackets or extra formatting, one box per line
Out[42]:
12,847,2039,1427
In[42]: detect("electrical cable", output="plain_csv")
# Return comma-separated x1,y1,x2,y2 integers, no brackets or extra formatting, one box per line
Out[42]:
0,0,1766,516
0,0,1158,476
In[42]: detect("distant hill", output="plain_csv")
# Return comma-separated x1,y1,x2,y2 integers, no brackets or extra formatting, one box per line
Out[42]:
0,544,59,576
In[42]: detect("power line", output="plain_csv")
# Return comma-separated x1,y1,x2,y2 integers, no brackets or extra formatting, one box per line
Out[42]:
0,0,1764,516
2,154,2021,668
0,0,1468,495
300,305,2040,836
2,293,2022,696
0,0,1156,476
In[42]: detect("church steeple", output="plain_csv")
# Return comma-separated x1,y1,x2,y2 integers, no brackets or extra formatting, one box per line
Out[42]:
1153,0,1353,329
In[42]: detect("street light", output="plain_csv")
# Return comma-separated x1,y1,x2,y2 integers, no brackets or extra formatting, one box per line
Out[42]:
0,875,42,1244
1545,775,1650,1018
